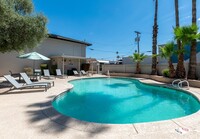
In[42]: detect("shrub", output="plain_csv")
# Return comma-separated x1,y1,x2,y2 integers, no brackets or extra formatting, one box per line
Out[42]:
162,69,169,77
40,64,48,75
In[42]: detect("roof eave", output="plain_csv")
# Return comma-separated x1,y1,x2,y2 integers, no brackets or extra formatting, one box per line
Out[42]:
48,34,92,46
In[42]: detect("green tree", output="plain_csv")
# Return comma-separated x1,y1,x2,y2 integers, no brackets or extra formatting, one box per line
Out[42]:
174,25,200,48
188,0,197,79
130,53,147,74
151,0,158,75
174,25,200,77
0,0,48,53
174,0,186,78
159,42,175,78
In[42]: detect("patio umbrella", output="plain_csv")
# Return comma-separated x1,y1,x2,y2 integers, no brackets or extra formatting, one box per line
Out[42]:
18,52,50,70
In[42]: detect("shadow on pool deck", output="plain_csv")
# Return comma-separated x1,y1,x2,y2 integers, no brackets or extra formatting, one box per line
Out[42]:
25,94,111,137
24,88,166,138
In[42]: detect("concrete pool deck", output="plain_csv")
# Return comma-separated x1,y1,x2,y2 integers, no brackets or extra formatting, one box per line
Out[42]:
0,75,200,139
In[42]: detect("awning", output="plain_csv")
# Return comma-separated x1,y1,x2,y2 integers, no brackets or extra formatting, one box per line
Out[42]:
51,55,86,60
51,55,86,75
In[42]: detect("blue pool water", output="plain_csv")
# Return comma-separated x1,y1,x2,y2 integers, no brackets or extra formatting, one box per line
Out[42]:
52,78,200,124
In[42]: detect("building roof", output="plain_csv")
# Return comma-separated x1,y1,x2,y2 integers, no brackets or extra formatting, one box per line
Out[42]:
48,34,92,46
97,60,110,64
51,55,86,60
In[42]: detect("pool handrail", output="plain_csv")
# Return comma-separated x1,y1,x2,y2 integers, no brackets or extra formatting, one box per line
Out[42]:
172,79,190,89
172,79,182,87
178,80,190,90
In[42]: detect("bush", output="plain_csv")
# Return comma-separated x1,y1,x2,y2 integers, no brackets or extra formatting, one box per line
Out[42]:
24,67,33,75
40,64,48,75
162,69,169,77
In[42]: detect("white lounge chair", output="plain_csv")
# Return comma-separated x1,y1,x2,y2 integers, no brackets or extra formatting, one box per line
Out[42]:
56,69,66,78
73,70,79,76
172,79,189,90
43,69,54,79
81,70,88,76
4,75,49,92
20,73,54,87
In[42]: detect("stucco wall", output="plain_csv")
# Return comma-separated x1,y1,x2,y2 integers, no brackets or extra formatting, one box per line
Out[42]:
122,56,153,64
35,38,86,57
0,38,88,76
102,62,200,78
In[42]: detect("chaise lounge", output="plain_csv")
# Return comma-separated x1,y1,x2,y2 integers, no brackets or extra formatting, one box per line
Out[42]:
4,75,49,92
73,70,79,76
56,69,66,78
20,72,54,87
81,70,88,76
43,69,55,79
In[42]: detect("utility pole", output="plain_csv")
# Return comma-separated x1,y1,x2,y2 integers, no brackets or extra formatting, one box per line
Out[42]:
116,51,119,63
134,31,141,54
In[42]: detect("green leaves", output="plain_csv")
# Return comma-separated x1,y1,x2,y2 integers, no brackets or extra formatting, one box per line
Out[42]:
130,53,147,63
0,0,47,53
174,24,200,47
4,0,33,15
159,41,174,60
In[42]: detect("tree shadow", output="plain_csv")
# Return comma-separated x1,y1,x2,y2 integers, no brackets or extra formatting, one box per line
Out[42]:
0,81,13,89
105,83,131,88
25,83,183,137
25,91,114,137
0,88,45,95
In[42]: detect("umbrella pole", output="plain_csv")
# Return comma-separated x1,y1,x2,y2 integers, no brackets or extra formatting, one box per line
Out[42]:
62,57,64,76
33,60,35,73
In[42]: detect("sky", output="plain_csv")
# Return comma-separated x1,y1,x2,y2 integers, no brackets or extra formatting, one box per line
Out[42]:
33,0,200,61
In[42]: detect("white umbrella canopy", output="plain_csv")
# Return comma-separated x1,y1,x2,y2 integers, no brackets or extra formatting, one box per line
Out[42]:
18,52,50,60
18,52,50,70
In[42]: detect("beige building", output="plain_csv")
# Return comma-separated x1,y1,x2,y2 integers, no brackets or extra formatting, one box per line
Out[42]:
0,34,91,76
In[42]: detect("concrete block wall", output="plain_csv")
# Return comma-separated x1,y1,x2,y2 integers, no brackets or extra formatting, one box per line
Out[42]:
102,63,200,78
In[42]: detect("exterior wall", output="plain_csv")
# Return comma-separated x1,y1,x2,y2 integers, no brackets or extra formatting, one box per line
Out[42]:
123,56,168,65
0,38,88,76
122,56,152,65
35,38,86,57
0,51,36,75
102,62,198,77
159,41,200,63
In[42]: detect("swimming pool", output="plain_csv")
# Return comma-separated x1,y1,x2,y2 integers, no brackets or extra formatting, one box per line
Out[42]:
52,77,200,124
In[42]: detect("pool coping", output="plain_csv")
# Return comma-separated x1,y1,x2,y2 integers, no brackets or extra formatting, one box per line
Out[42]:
41,76,200,135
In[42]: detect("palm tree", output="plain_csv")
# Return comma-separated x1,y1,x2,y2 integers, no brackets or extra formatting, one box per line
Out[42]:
151,0,158,75
188,0,197,79
174,0,186,78
159,42,175,78
174,26,200,77
130,53,147,74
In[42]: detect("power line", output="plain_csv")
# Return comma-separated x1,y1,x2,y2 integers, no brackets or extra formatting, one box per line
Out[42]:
87,48,133,54
89,41,134,46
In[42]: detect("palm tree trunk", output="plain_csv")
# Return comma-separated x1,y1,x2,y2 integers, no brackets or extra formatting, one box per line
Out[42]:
176,50,186,78
151,0,158,75
168,58,175,78
174,0,186,78
188,0,197,79
136,62,141,74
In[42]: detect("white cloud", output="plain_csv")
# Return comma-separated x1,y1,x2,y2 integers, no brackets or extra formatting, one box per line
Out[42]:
198,18,200,21
185,16,191,19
